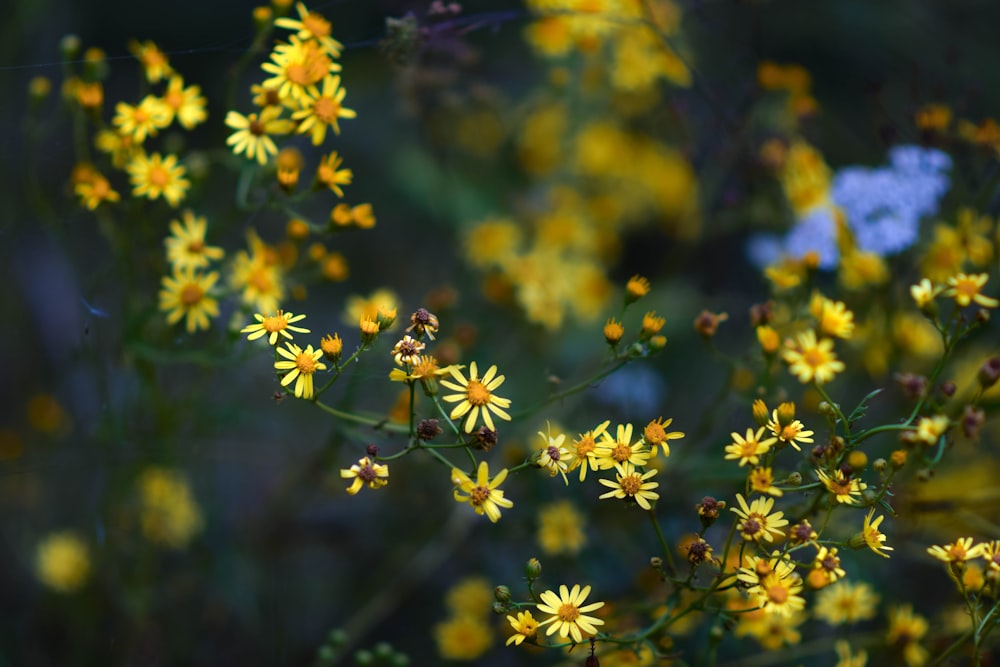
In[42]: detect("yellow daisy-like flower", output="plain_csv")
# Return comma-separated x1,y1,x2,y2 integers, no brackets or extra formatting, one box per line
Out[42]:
737,552,805,617
814,580,880,625
138,467,204,548
536,584,605,644
158,266,219,333
127,152,190,207
943,272,998,308
724,427,776,467
339,456,388,495
781,329,845,384
643,416,684,457
161,75,208,129
112,96,170,143
625,274,650,302
567,420,610,482
981,540,1000,572
910,278,940,308
241,310,309,345
292,74,356,144
451,460,513,523
164,210,224,270
598,461,660,510
36,531,91,593
927,537,987,563
390,335,425,366
810,294,855,339
912,415,949,445
225,107,295,166
816,468,867,505
274,342,327,399
74,172,120,210
812,545,846,584
855,508,893,558
730,493,788,542
537,500,587,556
128,39,173,83
506,610,540,646
748,467,783,497
536,423,570,484
260,35,339,104
274,2,344,57
440,362,512,433
315,151,353,197
594,423,651,469
886,605,929,667
766,409,814,451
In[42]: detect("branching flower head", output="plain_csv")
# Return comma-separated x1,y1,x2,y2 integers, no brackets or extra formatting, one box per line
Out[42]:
451,460,513,523
536,584,605,644
440,362,512,433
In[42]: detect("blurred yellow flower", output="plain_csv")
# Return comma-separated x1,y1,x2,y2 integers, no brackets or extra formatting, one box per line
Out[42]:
36,531,90,593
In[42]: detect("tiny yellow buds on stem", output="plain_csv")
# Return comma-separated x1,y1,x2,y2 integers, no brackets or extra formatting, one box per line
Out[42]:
360,316,380,344
321,333,343,362
625,274,650,303
603,318,624,346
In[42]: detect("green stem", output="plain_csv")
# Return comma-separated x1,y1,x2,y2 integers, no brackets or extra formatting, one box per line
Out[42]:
648,509,676,576
511,359,629,421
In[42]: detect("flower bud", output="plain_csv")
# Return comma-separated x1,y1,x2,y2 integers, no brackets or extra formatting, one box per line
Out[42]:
940,380,957,397
751,399,769,427
525,558,542,579
494,585,511,604
603,318,624,346
873,458,888,473
963,405,985,440
978,357,1000,389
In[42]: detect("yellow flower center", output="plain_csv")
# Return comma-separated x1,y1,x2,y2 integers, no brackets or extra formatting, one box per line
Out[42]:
780,424,800,441
738,439,759,456
947,544,968,560
574,435,596,456
186,240,204,253
134,107,149,124
249,116,266,136
312,96,341,123
829,478,852,496
249,269,273,292
295,352,318,374
804,349,826,367
557,603,580,622
180,284,203,306
262,314,288,333
286,63,311,86
644,423,666,443
611,442,631,462
466,380,491,406
767,584,789,604
165,89,183,109
92,178,110,197
620,473,642,496
148,164,169,188
470,485,489,506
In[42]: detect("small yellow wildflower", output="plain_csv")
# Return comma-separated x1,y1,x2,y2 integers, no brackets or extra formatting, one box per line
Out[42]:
128,39,173,83
724,427,776,467
225,107,295,165
912,415,949,445
749,467,783,497
274,2,344,56
814,580,879,625
292,75,356,144
161,75,208,129
816,468,866,505
810,294,855,339
943,272,998,308
625,274,651,302
910,278,940,309
36,531,90,593
440,362,512,433
536,584,605,644
451,460,513,523
127,152,190,207
260,35,339,104
138,467,204,548
643,416,684,457
339,456,388,495
112,96,170,142
274,342,327,399
598,461,660,510
854,508,893,558
315,151,353,196
433,615,493,660
537,500,586,556
536,423,570,484
731,493,788,542
737,551,805,616
567,420,610,482
164,210,224,270
241,310,309,345
158,266,220,333
594,423,651,469
886,605,929,667
74,172,120,210
781,330,845,384
506,610,539,646
927,537,986,563
603,318,624,346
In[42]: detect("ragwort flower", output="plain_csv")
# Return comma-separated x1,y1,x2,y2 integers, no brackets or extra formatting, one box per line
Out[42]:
339,456,388,495
451,460,513,523
816,468,867,505
724,427,776,467
292,74,356,144
274,342,327,399
643,416,684,457
506,610,539,646
730,493,788,542
781,329,845,384
225,107,295,165
158,266,219,333
943,272,998,308
598,461,660,510
536,584,605,644
440,362,512,433
127,152,190,207
241,310,309,345
567,420,610,482
164,210,224,270
927,537,986,563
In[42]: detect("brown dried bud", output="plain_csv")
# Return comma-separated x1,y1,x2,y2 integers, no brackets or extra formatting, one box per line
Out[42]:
894,372,928,401
749,300,774,326
694,310,729,337
978,357,1000,389
697,496,725,528
940,380,957,397
416,418,442,441
471,426,497,451
365,443,379,457
963,405,986,440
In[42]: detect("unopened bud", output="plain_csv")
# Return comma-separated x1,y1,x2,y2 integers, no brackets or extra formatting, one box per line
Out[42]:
494,585,511,604
963,405,985,440
940,380,957,397
786,472,802,486
649,556,663,569
752,399,769,427
873,458,888,473
978,357,1000,389
525,558,542,579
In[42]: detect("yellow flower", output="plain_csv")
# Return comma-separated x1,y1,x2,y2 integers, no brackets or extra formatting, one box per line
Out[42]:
112,95,170,143
594,423,651,469
339,456,388,495
74,172,120,210
598,461,660,510
315,151,353,196
241,310,309,345
910,278,940,308
273,2,344,57
537,500,586,556
643,416,684,457
128,39,173,83
724,427,776,467
451,460,513,523
536,584,605,644
567,420,610,482
164,210,224,270
603,317,624,346
886,605,929,667
292,74,356,144
275,342,327,399
737,552,805,616
506,610,539,646
730,493,788,542
433,615,493,660
536,423,570,484
36,531,90,593
812,545,846,584
834,639,868,667
766,407,814,451
161,75,207,129
138,467,204,548
781,330,845,384
625,274,651,302
390,335,425,366
810,294,855,339
440,362,512,433
912,415,949,445
158,266,220,333
748,467,783,497
855,508,893,558
816,468,866,505
927,537,987,563
943,272,998,308
261,35,339,104
225,107,295,165
127,152,190,207
343,288,400,328
757,325,780,353
814,580,879,625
